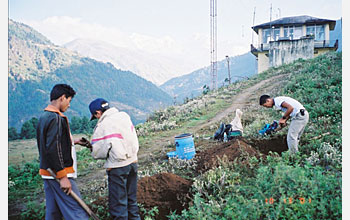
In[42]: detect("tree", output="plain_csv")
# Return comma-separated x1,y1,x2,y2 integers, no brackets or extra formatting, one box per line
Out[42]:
8,127,19,140
20,117,38,139
70,116,82,134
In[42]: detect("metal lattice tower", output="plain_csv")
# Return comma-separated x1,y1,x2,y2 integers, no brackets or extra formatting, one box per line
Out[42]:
210,0,217,90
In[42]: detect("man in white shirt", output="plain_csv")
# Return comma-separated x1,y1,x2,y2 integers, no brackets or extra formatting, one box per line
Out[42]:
259,95,309,154
79,98,140,220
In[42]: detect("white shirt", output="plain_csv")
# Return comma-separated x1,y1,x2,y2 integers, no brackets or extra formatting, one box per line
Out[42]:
274,96,305,118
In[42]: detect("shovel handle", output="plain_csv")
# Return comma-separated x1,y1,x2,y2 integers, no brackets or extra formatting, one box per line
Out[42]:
47,168,100,220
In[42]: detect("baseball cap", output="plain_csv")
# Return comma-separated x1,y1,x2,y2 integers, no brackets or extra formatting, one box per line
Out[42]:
89,98,109,120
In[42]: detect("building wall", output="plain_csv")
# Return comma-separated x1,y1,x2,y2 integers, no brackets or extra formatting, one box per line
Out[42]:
269,38,314,67
258,52,269,73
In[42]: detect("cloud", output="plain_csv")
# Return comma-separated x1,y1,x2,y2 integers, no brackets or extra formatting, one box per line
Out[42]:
25,16,130,47
22,16,249,69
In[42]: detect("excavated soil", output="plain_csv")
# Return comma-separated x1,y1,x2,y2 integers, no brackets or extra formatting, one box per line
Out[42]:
91,137,288,220
194,137,262,173
137,173,193,220
91,172,192,220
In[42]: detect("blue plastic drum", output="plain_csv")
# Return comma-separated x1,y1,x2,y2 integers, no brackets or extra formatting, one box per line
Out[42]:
175,133,196,160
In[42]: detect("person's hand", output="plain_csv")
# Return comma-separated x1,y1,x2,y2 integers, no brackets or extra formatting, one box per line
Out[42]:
74,137,87,145
75,137,92,148
279,118,287,127
59,176,72,195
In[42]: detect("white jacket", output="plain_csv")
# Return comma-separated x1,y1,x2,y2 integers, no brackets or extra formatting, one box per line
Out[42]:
91,107,139,168
229,109,244,133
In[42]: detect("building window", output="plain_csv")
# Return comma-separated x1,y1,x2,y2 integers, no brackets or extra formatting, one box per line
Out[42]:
283,26,294,39
272,28,280,41
293,26,302,39
263,29,271,43
306,25,325,41
262,28,280,43
316,25,325,41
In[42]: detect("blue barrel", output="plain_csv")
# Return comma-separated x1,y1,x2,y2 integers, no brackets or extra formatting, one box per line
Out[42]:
175,133,196,160
166,151,177,158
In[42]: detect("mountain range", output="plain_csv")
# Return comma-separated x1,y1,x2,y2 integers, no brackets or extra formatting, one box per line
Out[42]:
160,52,257,101
63,38,196,86
8,19,173,130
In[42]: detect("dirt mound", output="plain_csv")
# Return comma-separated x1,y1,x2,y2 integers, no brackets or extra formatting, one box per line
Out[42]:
195,137,261,173
248,136,288,155
137,172,193,220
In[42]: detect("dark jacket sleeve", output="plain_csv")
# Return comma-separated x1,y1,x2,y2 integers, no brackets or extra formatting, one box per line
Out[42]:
45,114,65,173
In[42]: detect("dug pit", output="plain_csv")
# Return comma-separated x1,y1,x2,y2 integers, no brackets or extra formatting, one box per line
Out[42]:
91,137,288,219
194,137,262,173
247,136,288,155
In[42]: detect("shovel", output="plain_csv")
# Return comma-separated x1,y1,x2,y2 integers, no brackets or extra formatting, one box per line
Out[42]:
274,123,287,132
47,168,100,220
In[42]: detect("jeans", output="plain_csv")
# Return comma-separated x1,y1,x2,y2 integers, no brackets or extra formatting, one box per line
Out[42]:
107,163,140,220
43,178,89,220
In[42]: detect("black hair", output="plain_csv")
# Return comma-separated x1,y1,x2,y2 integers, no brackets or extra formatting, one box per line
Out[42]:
259,95,271,105
100,100,110,113
50,84,76,101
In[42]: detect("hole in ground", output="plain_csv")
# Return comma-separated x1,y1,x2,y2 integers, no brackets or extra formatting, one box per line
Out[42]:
247,136,288,155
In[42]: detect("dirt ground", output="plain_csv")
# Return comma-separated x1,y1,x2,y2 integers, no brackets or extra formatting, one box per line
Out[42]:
133,137,288,219
194,137,262,173
8,74,290,219
137,173,193,220
247,136,288,155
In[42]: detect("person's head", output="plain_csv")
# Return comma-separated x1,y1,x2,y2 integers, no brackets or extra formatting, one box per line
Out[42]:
89,98,110,120
50,84,76,112
259,95,274,108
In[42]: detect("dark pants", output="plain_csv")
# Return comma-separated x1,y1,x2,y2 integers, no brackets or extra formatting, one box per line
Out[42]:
43,179,89,220
107,163,140,220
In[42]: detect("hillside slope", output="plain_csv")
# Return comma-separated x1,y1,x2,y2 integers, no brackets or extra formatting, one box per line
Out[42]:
8,52,342,219
8,19,173,129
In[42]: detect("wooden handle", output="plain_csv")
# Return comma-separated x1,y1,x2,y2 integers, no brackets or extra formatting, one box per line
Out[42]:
47,168,100,220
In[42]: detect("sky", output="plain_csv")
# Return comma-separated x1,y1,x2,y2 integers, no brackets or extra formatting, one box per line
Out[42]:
8,0,343,71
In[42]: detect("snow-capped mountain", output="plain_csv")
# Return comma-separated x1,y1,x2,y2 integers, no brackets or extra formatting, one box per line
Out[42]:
63,38,197,85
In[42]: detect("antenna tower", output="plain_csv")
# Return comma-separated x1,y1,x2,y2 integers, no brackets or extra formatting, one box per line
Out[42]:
210,0,217,90
251,7,256,45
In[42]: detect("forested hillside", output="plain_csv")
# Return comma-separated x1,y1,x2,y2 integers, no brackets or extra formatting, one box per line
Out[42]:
8,19,173,129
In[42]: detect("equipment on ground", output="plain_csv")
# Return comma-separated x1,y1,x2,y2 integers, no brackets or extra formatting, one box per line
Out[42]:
214,122,242,142
167,133,196,160
259,120,286,135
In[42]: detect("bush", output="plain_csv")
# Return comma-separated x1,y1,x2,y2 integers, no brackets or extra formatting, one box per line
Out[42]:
170,155,341,219
8,126,19,140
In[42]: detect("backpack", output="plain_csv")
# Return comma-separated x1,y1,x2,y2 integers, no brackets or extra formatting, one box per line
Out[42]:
214,122,226,141
214,123,242,141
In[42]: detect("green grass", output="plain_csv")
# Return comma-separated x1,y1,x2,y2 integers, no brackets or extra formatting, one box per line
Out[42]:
8,52,342,219
8,139,38,166
168,52,342,220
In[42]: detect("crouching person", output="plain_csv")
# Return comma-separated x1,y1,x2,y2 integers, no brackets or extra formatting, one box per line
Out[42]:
85,98,140,220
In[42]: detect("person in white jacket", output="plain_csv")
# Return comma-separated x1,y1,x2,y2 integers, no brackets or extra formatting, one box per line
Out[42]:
81,98,140,220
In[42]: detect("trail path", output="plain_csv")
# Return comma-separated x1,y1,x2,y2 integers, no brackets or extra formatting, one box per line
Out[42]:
194,74,288,133
136,75,287,162
77,73,288,187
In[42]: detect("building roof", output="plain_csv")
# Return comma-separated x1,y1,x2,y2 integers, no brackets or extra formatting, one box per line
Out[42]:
252,15,336,33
